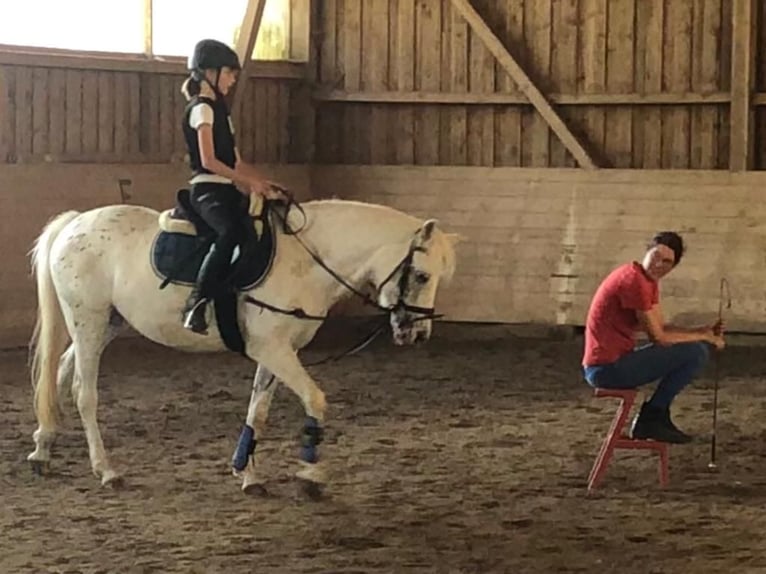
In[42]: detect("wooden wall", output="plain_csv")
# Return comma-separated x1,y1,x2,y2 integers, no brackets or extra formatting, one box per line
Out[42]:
0,52,310,165
313,0,766,170
313,165,766,332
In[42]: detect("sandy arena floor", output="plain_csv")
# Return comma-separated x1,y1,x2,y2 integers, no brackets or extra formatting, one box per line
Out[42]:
2,323,766,573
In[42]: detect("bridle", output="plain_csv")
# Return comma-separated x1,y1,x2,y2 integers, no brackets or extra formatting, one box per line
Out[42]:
244,194,442,325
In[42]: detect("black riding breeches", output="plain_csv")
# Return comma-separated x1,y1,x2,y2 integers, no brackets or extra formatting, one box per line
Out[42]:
189,182,247,297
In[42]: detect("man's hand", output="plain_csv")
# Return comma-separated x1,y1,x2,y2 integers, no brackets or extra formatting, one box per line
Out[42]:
707,332,726,351
711,319,725,336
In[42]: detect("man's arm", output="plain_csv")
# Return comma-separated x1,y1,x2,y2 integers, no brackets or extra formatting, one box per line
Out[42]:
638,305,724,348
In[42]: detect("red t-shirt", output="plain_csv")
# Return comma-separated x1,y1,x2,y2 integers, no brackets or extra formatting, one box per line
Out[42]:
583,262,659,366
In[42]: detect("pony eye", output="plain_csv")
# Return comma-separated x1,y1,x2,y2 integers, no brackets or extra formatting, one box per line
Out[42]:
413,271,430,284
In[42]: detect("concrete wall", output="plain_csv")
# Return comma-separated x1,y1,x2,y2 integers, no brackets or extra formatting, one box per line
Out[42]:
5,162,766,349
312,165,766,333
0,163,310,348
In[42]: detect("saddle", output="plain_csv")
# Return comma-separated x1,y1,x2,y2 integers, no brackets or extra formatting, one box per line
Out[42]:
151,189,278,354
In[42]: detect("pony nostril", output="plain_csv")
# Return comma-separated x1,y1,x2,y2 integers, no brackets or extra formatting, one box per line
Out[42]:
415,331,427,343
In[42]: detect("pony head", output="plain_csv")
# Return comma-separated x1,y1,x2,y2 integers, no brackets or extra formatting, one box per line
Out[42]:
375,219,458,345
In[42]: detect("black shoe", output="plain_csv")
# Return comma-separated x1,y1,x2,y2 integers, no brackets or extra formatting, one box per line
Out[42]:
183,298,209,335
631,402,692,444
660,408,694,443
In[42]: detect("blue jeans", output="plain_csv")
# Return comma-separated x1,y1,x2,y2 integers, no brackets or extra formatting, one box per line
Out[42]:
583,342,711,408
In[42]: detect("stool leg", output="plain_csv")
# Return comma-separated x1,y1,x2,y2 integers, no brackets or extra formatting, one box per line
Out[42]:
588,395,636,491
658,446,669,488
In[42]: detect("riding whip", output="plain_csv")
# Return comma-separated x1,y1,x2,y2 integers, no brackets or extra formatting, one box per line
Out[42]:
709,277,731,471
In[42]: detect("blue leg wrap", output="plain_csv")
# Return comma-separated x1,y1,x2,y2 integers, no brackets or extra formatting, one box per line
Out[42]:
232,424,256,472
300,416,323,464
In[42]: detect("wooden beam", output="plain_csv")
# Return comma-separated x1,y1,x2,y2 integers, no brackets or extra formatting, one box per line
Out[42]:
232,0,268,106
143,0,153,56
729,0,757,171
449,0,597,169
0,46,307,78
754,93,766,106
314,90,732,106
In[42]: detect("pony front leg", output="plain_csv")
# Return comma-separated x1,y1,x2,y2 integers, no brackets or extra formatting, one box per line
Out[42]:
250,345,328,493
233,364,277,494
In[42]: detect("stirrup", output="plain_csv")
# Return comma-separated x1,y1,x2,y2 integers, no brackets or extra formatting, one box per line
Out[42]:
183,299,209,335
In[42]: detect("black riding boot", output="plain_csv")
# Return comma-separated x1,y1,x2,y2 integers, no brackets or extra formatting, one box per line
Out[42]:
631,402,693,444
183,244,228,335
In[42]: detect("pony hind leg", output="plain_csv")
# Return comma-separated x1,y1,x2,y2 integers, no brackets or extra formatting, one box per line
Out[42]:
60,311,125,407
234,364,278,494
67,309,121,485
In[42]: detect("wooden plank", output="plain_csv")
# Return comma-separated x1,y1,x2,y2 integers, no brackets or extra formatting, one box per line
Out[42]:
126,73,141,154
113,73,129,154
158,74,175,157
394,0,415,164
662,0,693,168
729,0,757,170
290,0,310,61
319,0,338,84
278,82,290,162
550,0,578,167
97,71,115,154
450,0,594,169
81,71,99,154
414,0,440,165
14,65,32,160
578,0,606,167
31,67,49,156
149,73,162,158
439,0,454,165
494,0,524,167
314,89,732,105
638,0,664,168
719,0,733,90
232,0,268,107
342,0,362,163
267,82,281,163
47,69,66,156
690,0,722,169
524,0,552,166
0,47,307,79
64,70,83,156
254,82,267,162
0,67,11,162
316,0,339,163
239,79,255,162
172,73,186,158
362,0,389,163
605,0,635,167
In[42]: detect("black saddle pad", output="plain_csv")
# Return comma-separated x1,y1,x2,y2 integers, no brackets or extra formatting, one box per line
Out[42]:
151,214,276,291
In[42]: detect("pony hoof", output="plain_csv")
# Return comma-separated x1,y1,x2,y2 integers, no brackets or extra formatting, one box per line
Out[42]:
242,482,269,497
29,460,49,476
101,470,123,488
297,478,324,501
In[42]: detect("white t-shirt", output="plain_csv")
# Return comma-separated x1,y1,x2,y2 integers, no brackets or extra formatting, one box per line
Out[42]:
188,101,236,185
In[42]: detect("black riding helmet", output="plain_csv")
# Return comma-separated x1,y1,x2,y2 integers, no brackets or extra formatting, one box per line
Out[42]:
188,39,241,73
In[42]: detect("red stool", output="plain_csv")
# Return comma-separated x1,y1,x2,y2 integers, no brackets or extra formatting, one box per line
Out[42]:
587,388,669,492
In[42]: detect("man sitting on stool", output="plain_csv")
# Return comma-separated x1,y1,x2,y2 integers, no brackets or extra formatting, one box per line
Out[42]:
582,231,726,444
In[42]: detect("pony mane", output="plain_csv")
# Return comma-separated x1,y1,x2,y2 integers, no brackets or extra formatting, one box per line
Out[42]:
299,198,457,280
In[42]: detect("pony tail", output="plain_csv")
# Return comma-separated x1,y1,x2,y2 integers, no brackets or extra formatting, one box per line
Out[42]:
181,74,201,100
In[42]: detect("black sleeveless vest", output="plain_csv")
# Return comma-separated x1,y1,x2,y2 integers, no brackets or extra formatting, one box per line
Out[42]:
182,95,236,175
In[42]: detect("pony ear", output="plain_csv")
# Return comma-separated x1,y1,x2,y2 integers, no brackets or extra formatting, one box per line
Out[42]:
445,232,463,246
414,219,438,245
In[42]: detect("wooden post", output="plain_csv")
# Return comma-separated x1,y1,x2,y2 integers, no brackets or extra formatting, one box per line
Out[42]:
143,0,153,56
729,0,757,171
450,0,597,169
232,0,268,107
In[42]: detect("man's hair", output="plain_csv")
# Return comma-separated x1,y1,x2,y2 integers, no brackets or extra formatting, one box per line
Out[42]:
650,231,685,266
